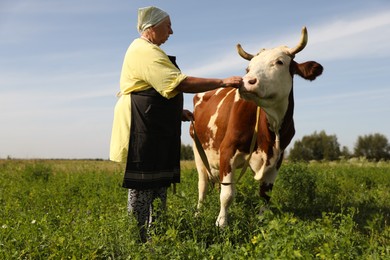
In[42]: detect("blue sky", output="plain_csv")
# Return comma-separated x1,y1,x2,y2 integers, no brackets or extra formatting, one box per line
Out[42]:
1,0,389,159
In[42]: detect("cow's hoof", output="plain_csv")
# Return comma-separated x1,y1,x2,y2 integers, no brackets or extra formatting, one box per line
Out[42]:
215,217,228,228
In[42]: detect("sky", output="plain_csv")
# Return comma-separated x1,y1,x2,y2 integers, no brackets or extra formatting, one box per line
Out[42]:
1,0,389,159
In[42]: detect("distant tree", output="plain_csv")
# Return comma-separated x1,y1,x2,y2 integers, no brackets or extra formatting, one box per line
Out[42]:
354,133,390,161
180,143,194,160
289,131,341,161
288,140,312,161
340,146,352,159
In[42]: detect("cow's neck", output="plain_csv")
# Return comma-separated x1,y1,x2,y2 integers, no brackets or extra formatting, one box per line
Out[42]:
262,88,295,151
262,99,289,134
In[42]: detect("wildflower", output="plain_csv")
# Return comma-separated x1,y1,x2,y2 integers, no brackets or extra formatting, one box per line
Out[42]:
31,220,36,224
2,224,7,229
251,235,259,245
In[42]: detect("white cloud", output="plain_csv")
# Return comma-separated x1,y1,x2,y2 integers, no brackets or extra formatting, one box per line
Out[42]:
0,0,129,15
297,88,390,106
0,69,116,95
180,9,390,77
302,10,390,60
183,54,247,77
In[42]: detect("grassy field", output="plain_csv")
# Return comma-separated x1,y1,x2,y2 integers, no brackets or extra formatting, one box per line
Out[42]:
0,159,389,259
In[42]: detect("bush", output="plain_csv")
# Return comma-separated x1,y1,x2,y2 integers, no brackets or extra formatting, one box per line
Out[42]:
272,163,316,214
24,163,52,182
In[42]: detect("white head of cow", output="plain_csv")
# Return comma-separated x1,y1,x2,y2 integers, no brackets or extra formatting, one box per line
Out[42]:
237,27,308,130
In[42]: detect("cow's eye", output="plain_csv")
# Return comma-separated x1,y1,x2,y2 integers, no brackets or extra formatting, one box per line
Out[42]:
276,60,284,65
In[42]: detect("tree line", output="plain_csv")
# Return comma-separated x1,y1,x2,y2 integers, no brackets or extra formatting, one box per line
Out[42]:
180,143,194,160
288,131,390,162
181,131,390,162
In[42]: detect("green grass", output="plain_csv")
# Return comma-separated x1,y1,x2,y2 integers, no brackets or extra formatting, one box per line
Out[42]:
0,159,389,259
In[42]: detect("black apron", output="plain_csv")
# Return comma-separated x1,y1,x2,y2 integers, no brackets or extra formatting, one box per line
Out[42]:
122,56,183,190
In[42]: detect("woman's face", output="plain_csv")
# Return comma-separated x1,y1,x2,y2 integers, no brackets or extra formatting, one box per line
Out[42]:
149,17,173,46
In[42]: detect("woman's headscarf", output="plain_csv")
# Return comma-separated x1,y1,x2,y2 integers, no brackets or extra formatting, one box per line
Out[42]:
137,6,169,34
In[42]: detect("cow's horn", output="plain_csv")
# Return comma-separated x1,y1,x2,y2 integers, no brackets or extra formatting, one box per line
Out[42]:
289,26,308,56
237,44,254,60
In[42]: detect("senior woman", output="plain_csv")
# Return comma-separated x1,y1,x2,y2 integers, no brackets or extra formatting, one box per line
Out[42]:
110,6,242,242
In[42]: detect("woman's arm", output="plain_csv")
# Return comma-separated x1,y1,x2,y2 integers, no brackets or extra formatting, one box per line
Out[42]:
175,76,242,93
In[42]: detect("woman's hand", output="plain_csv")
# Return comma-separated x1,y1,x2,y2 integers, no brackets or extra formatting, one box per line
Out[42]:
221,76,243,88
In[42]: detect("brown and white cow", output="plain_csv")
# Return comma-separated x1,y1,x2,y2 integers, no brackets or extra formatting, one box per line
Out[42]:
190,27,323,227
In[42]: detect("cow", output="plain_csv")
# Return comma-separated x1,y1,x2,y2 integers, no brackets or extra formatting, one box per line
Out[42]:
190,27,323,227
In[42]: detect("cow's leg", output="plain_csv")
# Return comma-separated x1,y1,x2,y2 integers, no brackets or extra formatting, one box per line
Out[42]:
216,173,235,227
197,168,209,211
193,143,209,211
216,144,238,227
259,168,278,214
259,182,273,202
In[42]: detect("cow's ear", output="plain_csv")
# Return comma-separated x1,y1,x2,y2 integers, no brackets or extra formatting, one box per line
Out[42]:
292,61,323,81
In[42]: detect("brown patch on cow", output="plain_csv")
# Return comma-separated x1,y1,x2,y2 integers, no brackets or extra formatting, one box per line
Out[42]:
212,89,238,150
193,88,236,150
218,99,257,181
